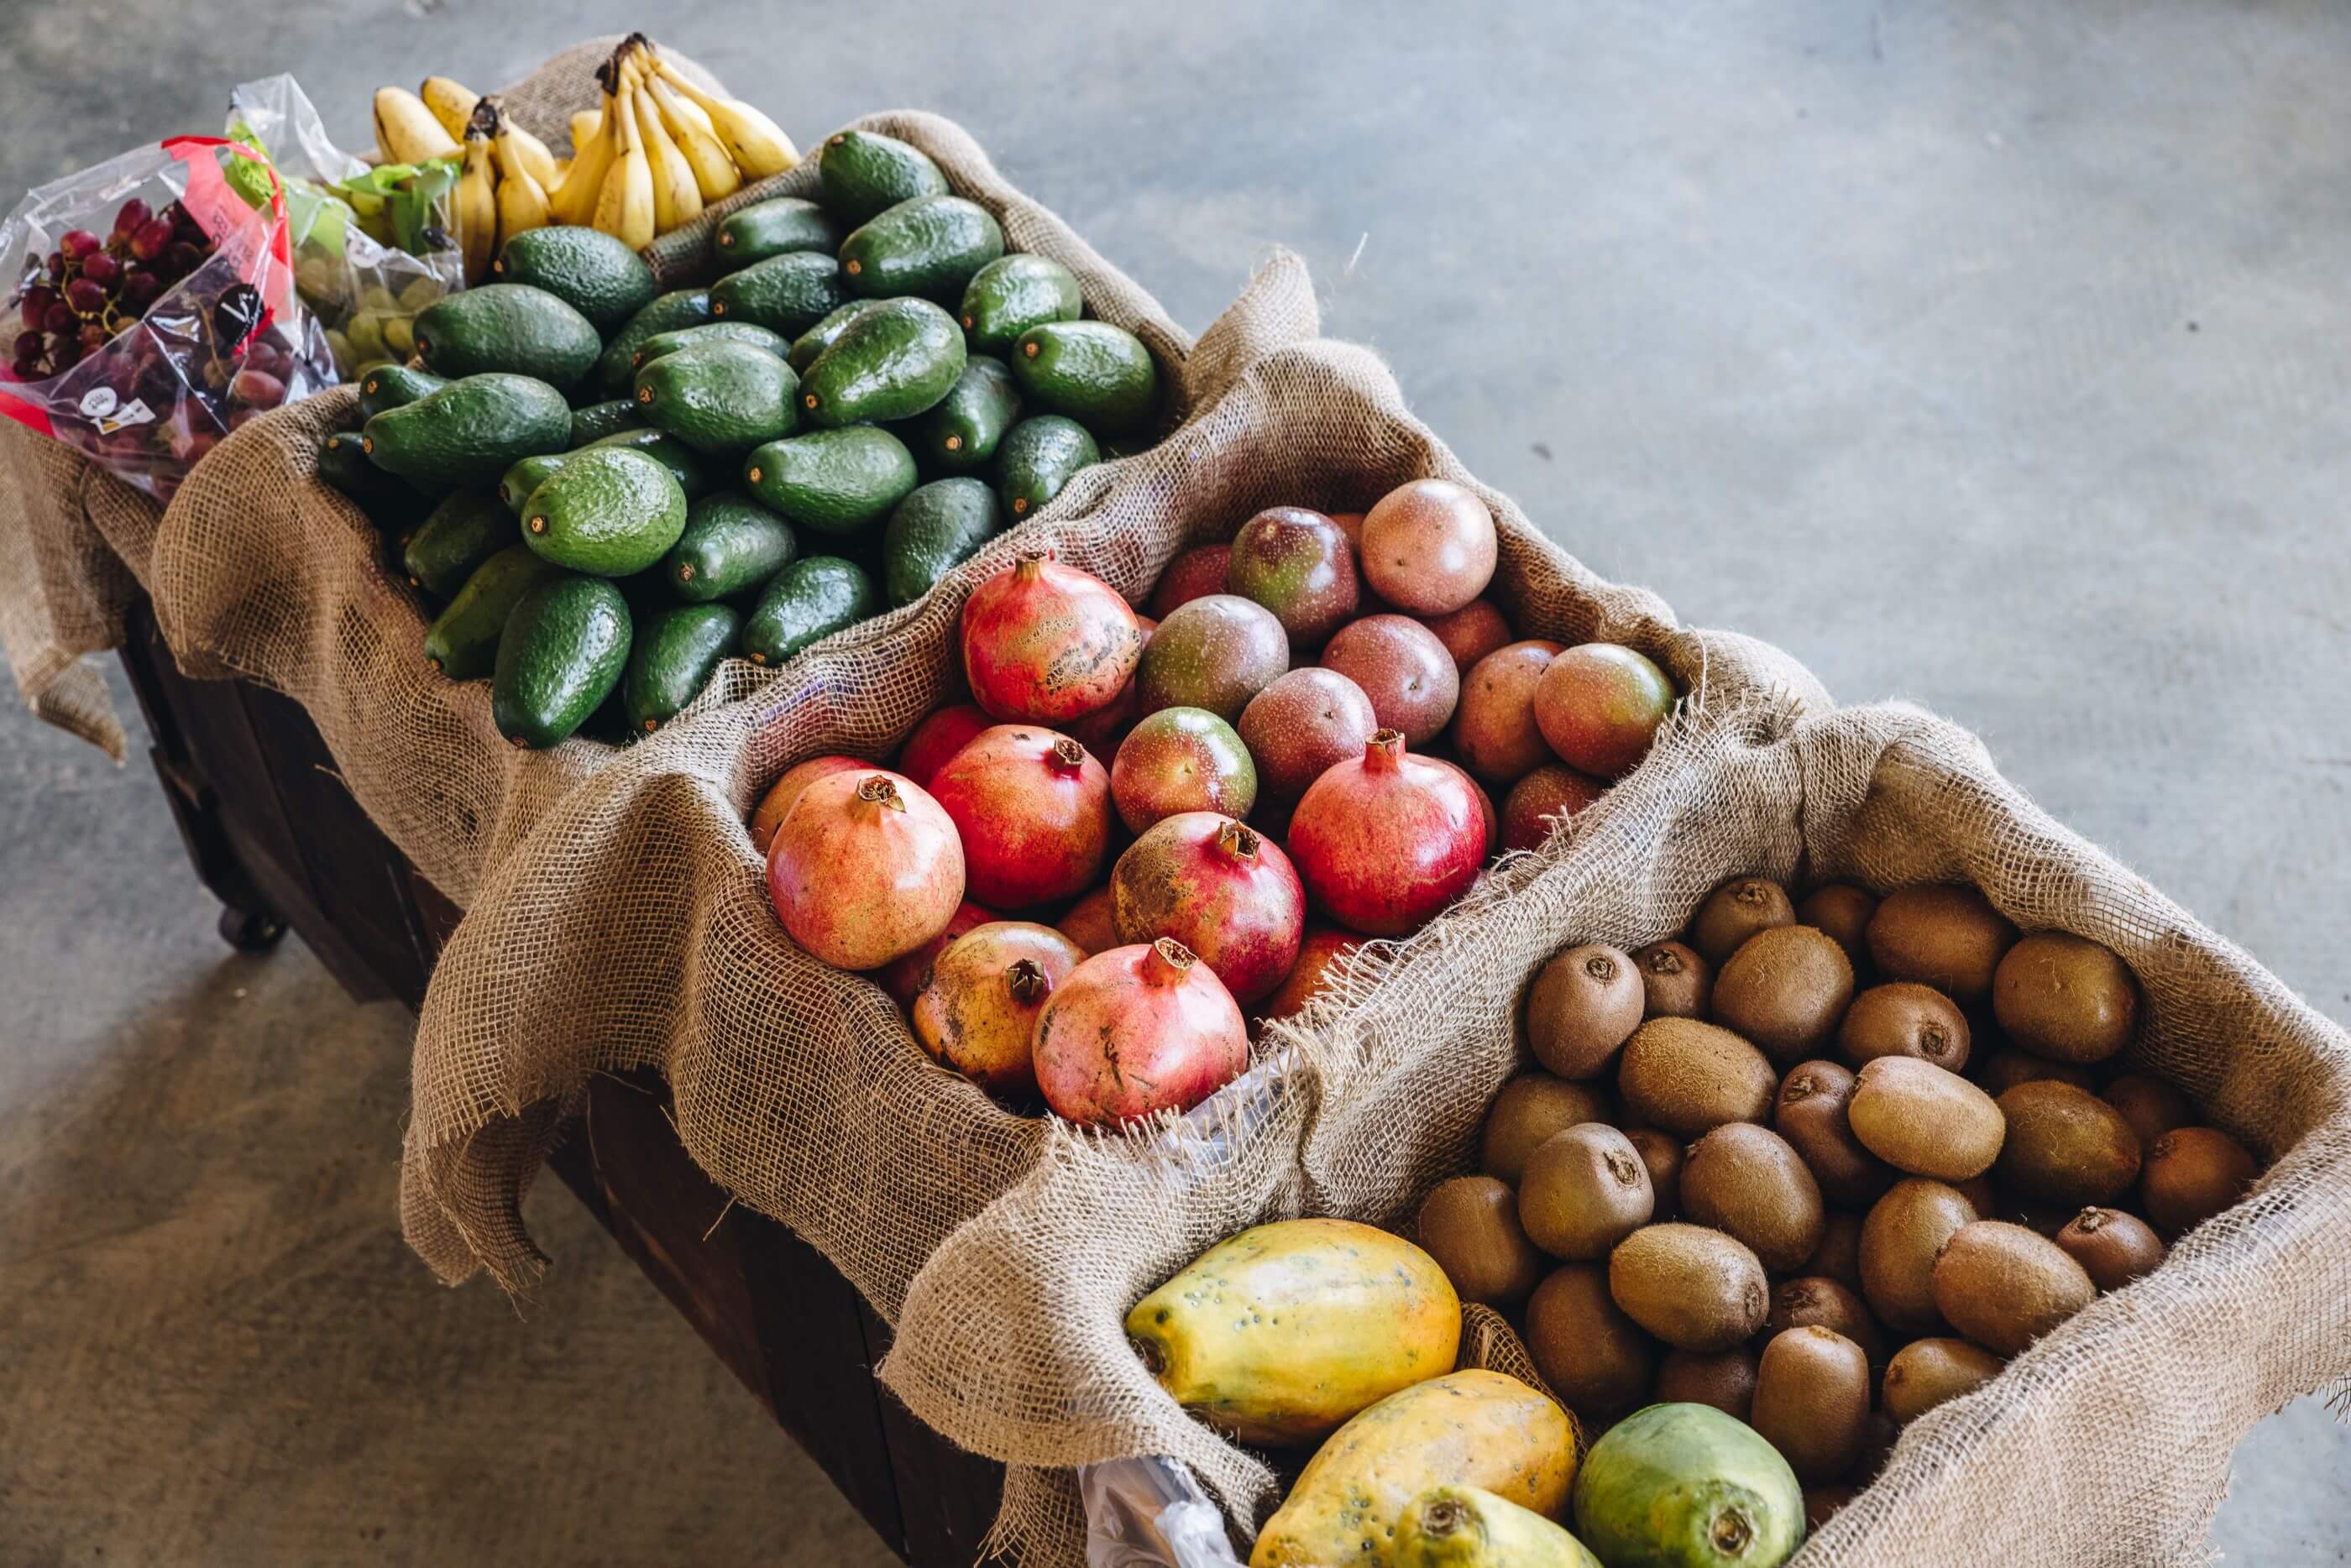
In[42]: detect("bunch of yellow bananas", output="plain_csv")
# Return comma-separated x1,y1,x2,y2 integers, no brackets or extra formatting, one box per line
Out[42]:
373,78,562,283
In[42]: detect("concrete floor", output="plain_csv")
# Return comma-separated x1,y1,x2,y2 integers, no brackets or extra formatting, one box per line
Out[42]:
5,1,2348,1563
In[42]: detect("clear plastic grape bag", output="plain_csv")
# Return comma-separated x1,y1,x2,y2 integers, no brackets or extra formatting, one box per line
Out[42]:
0,136,338,500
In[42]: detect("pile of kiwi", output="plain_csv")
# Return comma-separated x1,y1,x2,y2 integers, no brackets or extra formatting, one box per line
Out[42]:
1413,875,2262,1529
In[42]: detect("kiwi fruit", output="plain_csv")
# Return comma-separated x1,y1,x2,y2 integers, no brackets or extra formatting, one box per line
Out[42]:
1864,884,2018,1005
1653,1347,1758,1421
1751,1325,1870,1482
1978,1047,2097,1096
2140,1126,2257,1234
1767,1275,1885,1367
1710,925,1856,1063
1479,1074,1612,1183
1858,1178,1979,1335
1804,1486,1859,1533
1992,1080,2142,1207
2003,1203,2077,1238
1689,875,1796,965
1416,1175,1546,1305
1805,1211,1865,1294
1679,1123,1825,1274
1622,1126,1683,1220
1523,943,1645,1079
1607,1222,1770,1351
1836,981,1971,1071
1525,1263,1656,1416
2102,1072,2196,1151
1951,1172,1997,1218
1881,1336,2004,1424
1854,1409,1899,1482
1518,1123,1654,1260
2055,1205,2166,1290
1929,1219,2096,1356
1632,938,1712,1018
1848,1057,2005,1180
1616,1017,1778,1137
1797,882,1877,973
1774,1058,1894,1208
1992,931,2139,1064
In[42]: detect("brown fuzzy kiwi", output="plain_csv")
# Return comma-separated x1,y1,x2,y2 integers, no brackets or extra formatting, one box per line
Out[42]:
1798,883,1877,973
1930,1220,2096,1356
2140,1126,2257,1234
1654,1347,1758,1422
2002,1203,2078,1238
1804,1486,1860,1534
1858,1178,1979,1335
1978,1047,2097,1096
1992,1080,2143,1207
1632,938,1712,1018
1853,1409,1900,1483
1882,1337,2004,1424
1607,1223,1770,1351
1752,1327,1871,1483
1525,1263,1656,1417
1479,1074,1612,1184
1616,1017,1779,1137
1992,931,2140,1064
1622,1126,1684,1220
1774,1059,1895,1208
2103,1072,2196,1151
1848,1057,2005,1180
1524,943,1645,1079
1836,981,1971,1071
1951,1172,1997,1217
1864,884,2018,1005
1689,875,1797,964
1767,1276,1885,1367
1804,1212,1865,1295
1680,1123,1826,1274
1416,1175,1547,1305
1710,925,1856,1064
1518,1123,1654,1260
2056,1205,2167,1290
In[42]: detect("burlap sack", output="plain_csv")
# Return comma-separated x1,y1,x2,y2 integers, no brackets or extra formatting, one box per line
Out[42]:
397,277,1830,1315
880,699,2351,1568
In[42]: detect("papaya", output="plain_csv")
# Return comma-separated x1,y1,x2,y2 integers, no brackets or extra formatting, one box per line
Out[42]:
1571,1403,1804,1568
1126,1218,1462,1445
1250,1371,1579,1568
1395,1486,1605,1568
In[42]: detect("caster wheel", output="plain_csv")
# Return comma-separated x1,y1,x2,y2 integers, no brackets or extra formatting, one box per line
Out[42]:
219,904,286,953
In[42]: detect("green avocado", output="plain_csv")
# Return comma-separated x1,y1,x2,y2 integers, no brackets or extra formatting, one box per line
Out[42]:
710,250,850,337
663,491,798,602
992,414,1100,520
958,254,1083,357
631,321,793,373
568,398,644,448
413,283,603,386
740,556,878,666
318,430,423,530
882,478,1003,608
840,194,1005,305
787,301,880,372
622,601,743,734
498,452,571,515
356,363,448,423
714,196,842,270
1008,320,1160,433
422,544,566,681
911,356,1021,475
743,426,919,536
492,575,633,750
600,289,715,395
402,489,516,597
362,373,573,489
799,296,966,428
585,426,710,501
632,340,799,457
520,446,689,577
817,130,948,225
491,226,658,335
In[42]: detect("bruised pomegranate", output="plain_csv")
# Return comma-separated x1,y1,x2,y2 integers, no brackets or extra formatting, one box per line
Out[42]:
750,754,866,856
1055,884,1121,955
1261,924,1362,1024
1033,937,1250,1126
1288,729,1487,938
929,725,1112,908
961,550,1144,722
898,703,992,789
1111,813,1306,1005
768,771,966,970
911,920,1085,1101
877,898,1002,1008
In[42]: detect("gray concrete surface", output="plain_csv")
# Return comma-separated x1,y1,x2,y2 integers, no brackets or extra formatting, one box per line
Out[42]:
5,0,2348,1563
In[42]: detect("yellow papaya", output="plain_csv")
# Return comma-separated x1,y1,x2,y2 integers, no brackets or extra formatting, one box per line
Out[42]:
1249,1370,1579,1568
1395,1485,1605,1568
1127,1218,1462,1445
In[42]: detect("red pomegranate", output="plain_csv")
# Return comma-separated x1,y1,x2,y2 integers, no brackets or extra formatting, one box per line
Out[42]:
911,921,1085,1101
1066,613,1157,755
961,550,1144,723
898,703,992,789
749,753,866,856
1055,884,1121,956
1287,729,1488,938
875,897,1001,1009
1111,813,1306,1005
1033,937,1250,1126
928,725,1112,908
1261,925,1362,1024
768,770,966,970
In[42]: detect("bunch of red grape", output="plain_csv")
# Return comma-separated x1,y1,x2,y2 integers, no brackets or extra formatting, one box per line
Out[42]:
8,196,217,381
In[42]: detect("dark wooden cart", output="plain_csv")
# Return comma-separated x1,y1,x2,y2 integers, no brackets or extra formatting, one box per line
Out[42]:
117,595,1004,1566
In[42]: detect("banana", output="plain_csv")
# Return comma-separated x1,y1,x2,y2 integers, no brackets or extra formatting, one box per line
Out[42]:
455,124,499,285
628,61,702,233
419,76,480,142
488,102,563,192
649,56,798,178
595,81,657,250
374,86,461,165
552,90,618,227
568,109,603,155
646,72,740,203
494,118,555,241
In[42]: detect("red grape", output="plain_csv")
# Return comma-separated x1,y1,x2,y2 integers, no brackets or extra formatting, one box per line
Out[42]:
13,330,40,359
161,200,191,229
65,277,107,315
80,251,121,286
59,228,102,261
76,322,109,353
20,285,55,330
46,252,65,280
128,219,173,261
119,272,162,308
165,241,202,275
42,301,74,333
112,197,150,238
228,368,284,407
11,355,39,380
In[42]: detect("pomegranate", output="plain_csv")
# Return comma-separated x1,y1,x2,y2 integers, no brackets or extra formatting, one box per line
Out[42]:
876,897,1001,1009
1111,813,1306,1005
1532,641,1677,778
1110,706,1258,833
1055,884,1121,955
929,725,1112,908
750,753,866,856
1261,925,1362,1024
1033,937,1250,1126
1500,764,1606,853
768,771,966,970
1431,758,1500,855
1288,729,1487,938
1066,613,1157,755
898,703,992,789
911,920,1085,1101
1147,544,1233,618
961,550,1144,722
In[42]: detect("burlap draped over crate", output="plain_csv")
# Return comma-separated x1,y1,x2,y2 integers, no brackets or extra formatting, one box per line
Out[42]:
879,700,2351,1568
397,255,1830,1316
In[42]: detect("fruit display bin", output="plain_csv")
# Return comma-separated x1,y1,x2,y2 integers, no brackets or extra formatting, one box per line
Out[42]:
879,700,2351,1567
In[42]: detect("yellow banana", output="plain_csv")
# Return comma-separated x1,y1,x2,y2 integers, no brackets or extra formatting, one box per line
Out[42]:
628,64,702,233
484,100,563,192
374,86,461,165
455,126,498,285
568,109,603,155
418,76,480,142
552,90,617,226
649,56,797,178
595,82,657,250
494,121,554,241
645,72,740,203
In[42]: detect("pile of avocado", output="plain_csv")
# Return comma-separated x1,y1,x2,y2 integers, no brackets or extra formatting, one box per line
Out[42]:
316,128,1162,750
